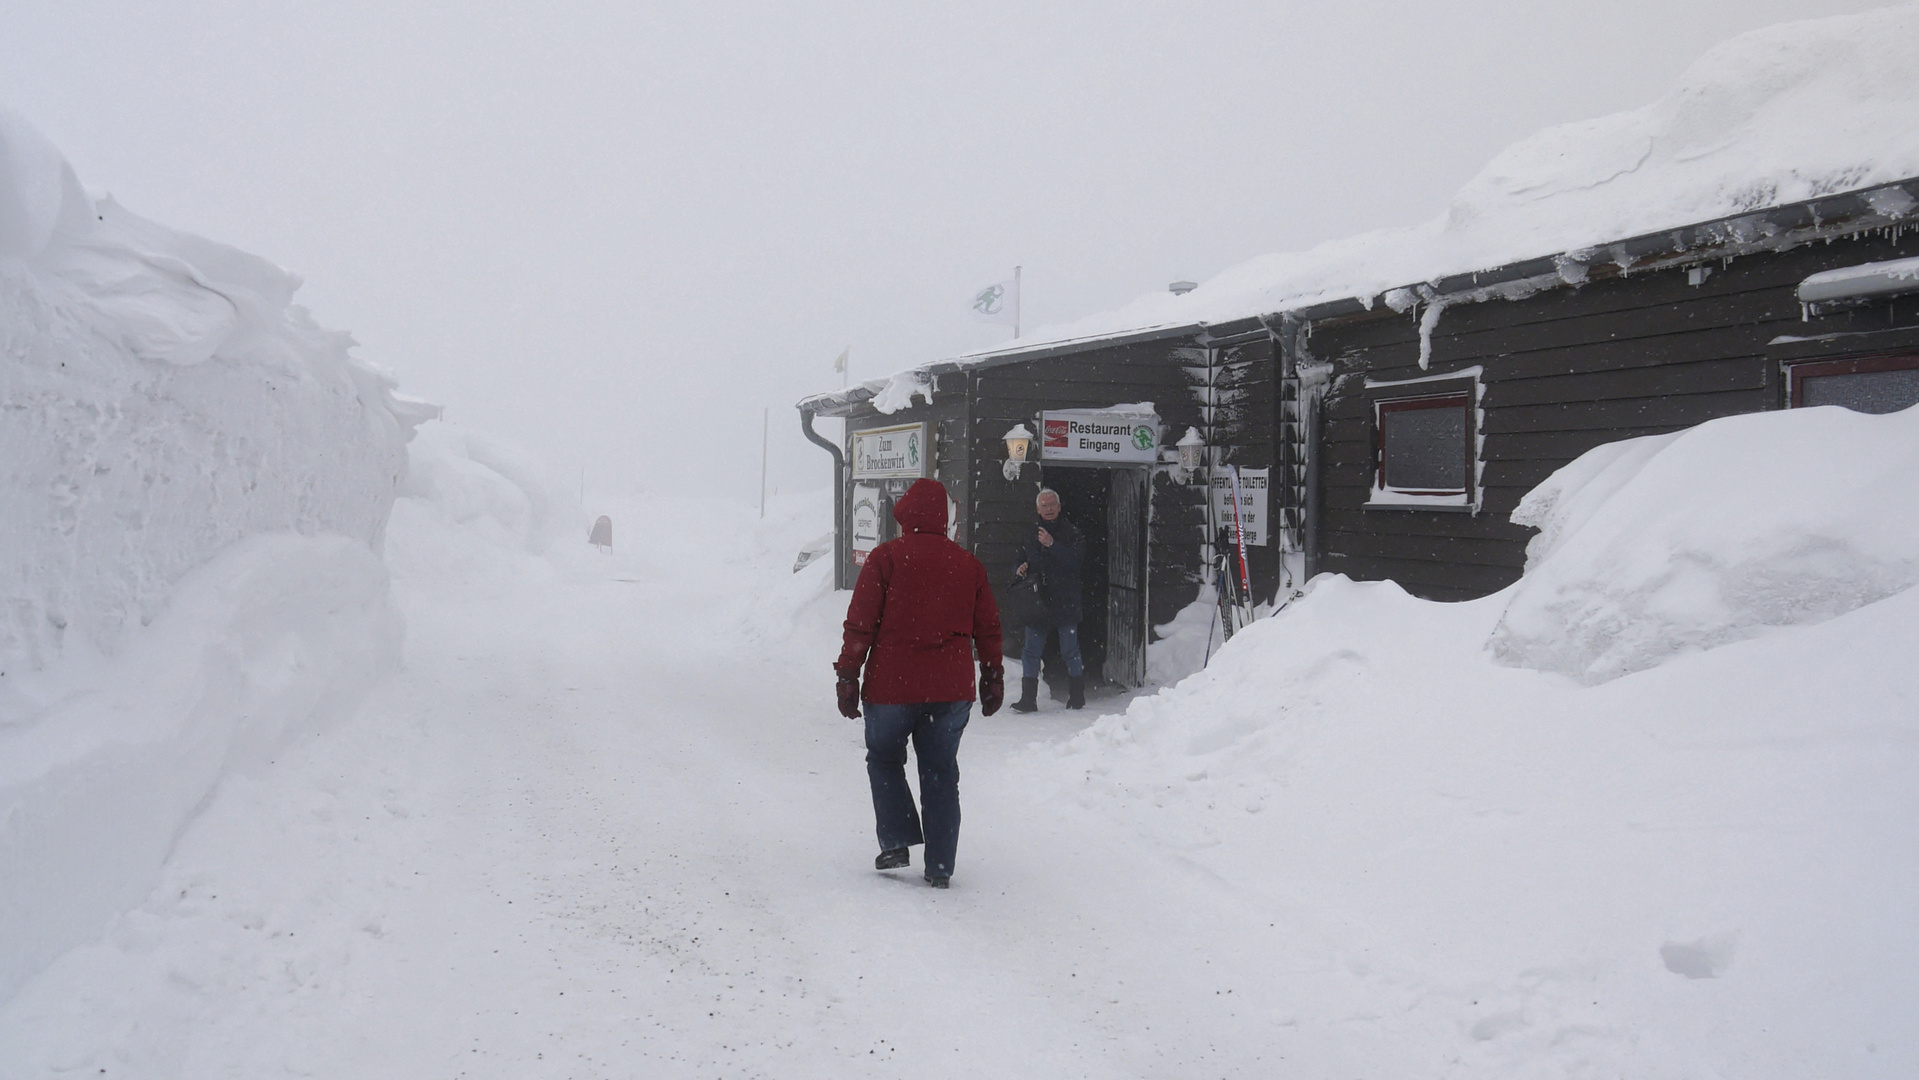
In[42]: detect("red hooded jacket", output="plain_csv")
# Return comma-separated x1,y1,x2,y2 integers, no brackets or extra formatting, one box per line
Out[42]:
836,478,1003,704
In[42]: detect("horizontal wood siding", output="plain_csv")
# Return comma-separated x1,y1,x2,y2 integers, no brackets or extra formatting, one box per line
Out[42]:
1191,338,1287,606
1311,225,1919,600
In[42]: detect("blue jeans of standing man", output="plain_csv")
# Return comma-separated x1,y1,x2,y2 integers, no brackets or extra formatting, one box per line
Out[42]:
864,700,972,880
1021,624,1084,679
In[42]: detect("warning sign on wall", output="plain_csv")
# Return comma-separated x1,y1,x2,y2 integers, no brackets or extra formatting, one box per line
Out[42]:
1211,467,1269,547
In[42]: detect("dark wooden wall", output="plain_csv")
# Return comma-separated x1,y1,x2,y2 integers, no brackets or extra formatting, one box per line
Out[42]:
1309,225,1919,601
1190,336,1285,605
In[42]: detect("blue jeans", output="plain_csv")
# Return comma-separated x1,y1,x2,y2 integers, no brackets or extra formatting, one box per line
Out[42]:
864,700,972,880
1021,624,1084,678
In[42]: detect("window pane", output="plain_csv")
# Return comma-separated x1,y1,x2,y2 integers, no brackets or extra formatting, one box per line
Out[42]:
1383,405,1467,491
1801,367,1919,414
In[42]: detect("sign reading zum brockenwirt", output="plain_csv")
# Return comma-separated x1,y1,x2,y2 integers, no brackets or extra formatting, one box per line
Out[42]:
851,422,929,479
1041,408,1160,465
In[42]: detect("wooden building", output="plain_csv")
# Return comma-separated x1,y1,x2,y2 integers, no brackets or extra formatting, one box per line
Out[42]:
1290,176,1919,599
799,325,1295,696
800,175,1919,678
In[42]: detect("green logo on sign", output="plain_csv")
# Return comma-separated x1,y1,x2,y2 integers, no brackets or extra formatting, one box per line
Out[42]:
973,284,1005,315
1131,426,1155,451
908,433,920,467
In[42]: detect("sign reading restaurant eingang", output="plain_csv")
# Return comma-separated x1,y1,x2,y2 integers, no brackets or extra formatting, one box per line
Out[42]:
1041,408,1160,465
851,422,929,479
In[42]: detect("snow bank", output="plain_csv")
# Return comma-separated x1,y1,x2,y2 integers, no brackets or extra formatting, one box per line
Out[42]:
1492,405,1919,682
397,421,580,557
1145,594,1224,688
0,109,421,1004
1031,403,1919,1076
0,108,422,673
957,5,1919,362
0,535,398,1003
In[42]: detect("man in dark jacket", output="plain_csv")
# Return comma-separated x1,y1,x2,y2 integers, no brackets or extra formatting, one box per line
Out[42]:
1009,487,1086,712
835,478,1003,889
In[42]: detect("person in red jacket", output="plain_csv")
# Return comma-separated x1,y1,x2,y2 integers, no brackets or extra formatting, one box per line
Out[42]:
835,477,1004,888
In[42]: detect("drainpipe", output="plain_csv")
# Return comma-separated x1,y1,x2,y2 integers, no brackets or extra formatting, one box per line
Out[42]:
1303,390,1322,581
799,405,849,590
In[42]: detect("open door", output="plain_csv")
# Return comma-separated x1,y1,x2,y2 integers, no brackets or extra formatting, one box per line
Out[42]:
1103,467,1148,688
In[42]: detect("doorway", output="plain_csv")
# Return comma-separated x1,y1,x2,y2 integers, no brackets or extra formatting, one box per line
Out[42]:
1039,466,1149,694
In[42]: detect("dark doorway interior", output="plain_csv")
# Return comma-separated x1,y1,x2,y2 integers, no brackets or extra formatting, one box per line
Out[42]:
1035,467,1110,694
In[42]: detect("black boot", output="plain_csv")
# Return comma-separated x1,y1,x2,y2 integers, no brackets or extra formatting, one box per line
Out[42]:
875,847,910,870
1067,675,1085,710
1009,677,1040,713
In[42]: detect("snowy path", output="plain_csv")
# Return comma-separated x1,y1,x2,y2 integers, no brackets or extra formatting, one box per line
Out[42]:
0,507,1301,1078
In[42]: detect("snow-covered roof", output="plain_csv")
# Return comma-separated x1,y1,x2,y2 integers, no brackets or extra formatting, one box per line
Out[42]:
802,5,1919,417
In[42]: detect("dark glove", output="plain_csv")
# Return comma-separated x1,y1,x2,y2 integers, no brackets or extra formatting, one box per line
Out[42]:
836,675,861,719
979,666,1005,717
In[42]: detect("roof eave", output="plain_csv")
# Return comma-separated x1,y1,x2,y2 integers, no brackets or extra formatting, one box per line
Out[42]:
798,176,1919,415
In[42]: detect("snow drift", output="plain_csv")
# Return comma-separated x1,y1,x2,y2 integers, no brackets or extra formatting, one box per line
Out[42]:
0,110,422,1002
0,108,424,673
1491,404,1919,682
0,537,398,1005
1033,402,1919,1077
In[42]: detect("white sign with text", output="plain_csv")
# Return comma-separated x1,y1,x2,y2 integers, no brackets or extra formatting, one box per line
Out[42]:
851,423,929,479
1211,466,1269,547
1040,409,1160,465
851,484,882,565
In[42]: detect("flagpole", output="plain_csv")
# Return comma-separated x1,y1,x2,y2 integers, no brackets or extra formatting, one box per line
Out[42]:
1013,265,1021,339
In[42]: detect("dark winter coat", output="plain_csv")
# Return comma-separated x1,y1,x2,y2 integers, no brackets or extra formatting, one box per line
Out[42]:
1015,512,1084,629
836,478,1004,704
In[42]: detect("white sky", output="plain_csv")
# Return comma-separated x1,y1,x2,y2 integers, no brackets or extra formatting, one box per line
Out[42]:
0,1,1891,503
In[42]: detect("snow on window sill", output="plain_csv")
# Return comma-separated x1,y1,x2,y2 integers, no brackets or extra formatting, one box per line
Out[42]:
1365,488,1473,512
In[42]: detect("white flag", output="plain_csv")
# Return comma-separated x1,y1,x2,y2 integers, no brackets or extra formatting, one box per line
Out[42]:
832,347,848,373
969,275,1019,328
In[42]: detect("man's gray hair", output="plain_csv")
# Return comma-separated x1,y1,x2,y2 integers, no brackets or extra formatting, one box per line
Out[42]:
1036,488,1060,503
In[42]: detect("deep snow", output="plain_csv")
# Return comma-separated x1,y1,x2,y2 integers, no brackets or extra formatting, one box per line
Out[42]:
3,404,1915,1078
4,7,1918,1076
0,108,422,1003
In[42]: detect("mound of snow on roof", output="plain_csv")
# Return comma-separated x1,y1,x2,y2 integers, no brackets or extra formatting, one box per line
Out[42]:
977,4,1919,355
1490,404,1919,682
1026,402,1918,1075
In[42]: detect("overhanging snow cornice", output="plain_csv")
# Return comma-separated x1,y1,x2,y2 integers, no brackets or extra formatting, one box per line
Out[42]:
1306,177,1919,328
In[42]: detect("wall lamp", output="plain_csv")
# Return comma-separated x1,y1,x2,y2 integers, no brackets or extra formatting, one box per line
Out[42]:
1002,423,1034,480
1175,426,1204,483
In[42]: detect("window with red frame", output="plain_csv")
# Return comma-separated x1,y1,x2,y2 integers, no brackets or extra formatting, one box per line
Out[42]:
1787,354,1919,414
1375,391,1473,496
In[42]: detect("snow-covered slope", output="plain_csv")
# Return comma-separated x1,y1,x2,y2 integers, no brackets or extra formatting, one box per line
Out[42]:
0,109,423,1002
968,4,1919,359
1030,402,1919,1077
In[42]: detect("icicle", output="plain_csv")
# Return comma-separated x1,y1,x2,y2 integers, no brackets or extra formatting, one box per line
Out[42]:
1417,294,1450,371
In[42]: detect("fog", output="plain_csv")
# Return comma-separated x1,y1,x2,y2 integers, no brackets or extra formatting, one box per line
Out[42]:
1,1,1886,505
